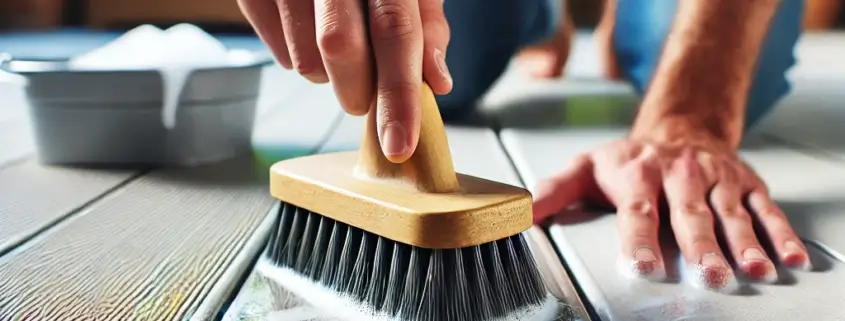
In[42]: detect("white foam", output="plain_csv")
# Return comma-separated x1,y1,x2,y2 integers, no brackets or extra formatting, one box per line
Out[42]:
68,24,236,130
615,255,667,282
681,263,740,294
256,258,563,321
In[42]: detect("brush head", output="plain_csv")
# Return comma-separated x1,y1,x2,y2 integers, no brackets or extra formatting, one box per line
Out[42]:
269,151,533,249
262,202,557,321
264,82,551,320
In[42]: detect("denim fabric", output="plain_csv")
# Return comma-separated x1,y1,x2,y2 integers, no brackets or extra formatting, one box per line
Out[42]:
612,0,804,128
438,0,559,119
440,0,804,128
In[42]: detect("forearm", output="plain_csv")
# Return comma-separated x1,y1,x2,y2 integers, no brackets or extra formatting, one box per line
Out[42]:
632,0,781,149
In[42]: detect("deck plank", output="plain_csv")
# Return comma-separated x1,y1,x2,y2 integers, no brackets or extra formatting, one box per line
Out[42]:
754,33,845,162
0,158,276,320
500,127,845,320
0,162,139,255
251,82,344,166
0,120,34,167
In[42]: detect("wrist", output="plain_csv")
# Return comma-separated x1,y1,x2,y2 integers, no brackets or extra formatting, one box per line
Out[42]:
631,113,743,151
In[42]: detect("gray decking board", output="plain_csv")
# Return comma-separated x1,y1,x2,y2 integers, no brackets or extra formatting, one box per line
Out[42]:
0,157,276,320
0,120,33,167
0,161,140,255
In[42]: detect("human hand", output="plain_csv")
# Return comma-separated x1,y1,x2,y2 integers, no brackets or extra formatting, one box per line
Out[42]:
532,126,811,291
515,7,574,79
237,0,453,162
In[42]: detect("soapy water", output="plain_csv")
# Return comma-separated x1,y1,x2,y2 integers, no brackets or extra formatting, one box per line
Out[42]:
68,24,257,130
256,259,580,321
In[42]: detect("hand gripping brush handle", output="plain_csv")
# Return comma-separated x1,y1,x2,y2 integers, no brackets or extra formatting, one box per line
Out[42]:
264,83,557,321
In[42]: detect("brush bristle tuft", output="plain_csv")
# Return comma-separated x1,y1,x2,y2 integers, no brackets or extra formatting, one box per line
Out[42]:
265,202,549,321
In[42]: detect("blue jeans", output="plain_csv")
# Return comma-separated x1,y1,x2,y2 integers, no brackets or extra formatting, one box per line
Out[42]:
439,0,803,129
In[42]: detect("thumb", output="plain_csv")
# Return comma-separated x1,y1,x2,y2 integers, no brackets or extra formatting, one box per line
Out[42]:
419,0,452,95
532,155,595,224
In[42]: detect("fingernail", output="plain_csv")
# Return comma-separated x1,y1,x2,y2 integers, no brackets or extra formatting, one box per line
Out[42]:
304,72,329,84
617,250,665,282
630,247,664,280
700,252,728,269
381,121,408,157
783,240,813,271
742,248,777,283
434,49,452,84
694,253,735,291
634,247,657,262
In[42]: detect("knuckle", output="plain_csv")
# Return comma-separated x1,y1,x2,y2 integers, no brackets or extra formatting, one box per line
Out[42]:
755,206,784,220
619,200,657,220
675,202,712,219
378,81,418,100
370,2,417,41
775,229,799,241
318,25,366,60
761,212,791,229
718,206,753,224
718,205,749,219
376,81,419,120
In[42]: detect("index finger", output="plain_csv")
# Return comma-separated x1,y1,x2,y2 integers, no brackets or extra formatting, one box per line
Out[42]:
532,155,595,224
368,0,424,163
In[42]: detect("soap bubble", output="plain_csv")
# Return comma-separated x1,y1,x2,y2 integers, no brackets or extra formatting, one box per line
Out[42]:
69,24,166,70
68,24,243,129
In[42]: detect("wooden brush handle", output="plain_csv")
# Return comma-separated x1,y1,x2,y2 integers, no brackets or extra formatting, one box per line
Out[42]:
357,83,460,193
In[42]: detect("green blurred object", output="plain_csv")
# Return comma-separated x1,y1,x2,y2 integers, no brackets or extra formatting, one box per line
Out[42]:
562,95,638,127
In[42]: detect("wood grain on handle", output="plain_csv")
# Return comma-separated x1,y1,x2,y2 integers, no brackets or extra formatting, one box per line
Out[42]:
357,83,460,193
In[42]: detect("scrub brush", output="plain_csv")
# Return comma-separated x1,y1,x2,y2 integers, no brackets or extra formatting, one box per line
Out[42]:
260,83,555,321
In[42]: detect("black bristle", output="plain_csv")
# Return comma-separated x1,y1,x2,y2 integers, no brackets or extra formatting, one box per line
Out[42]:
482,241,515,314
380,243,410,315
294,212,320,271
348,232,376,300
318,221,347,286
465,246,495,320
264,202,549,321
305,216,334,279
398,247,430,319
334,227,363,291
282,206,307,266
445,249,471,320
365,237,393,308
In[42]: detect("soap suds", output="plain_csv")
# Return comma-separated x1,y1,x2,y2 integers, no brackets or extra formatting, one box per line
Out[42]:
69,24,241,130
681,263,739,294
256,258,564,321
616,255,666,282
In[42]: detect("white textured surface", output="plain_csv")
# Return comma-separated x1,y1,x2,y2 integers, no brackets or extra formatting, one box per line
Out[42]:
500,128,845,320
0,76,33,166
252,83,343,158
754,33,845,162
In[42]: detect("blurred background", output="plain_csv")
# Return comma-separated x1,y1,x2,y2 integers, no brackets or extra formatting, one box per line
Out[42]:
1,0,842,33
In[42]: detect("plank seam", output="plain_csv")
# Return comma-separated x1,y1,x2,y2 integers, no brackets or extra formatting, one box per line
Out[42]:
0,169,149,258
